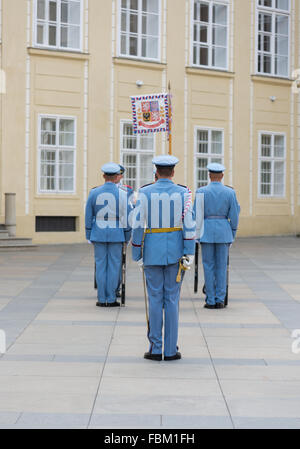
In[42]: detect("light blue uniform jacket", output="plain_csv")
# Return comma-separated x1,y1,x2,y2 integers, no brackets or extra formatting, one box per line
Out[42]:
85,182,132,243
131,179,195,266
194,182,240,243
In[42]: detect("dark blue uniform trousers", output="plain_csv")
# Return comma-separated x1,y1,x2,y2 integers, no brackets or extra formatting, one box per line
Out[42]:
144,263,182,357
201,243,229,306
94,242,123,304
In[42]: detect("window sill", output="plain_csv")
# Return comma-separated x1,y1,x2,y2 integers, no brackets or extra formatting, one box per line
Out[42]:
251,74,292,86
28,47,90,60
113,57,167,71
35,194,80,200
186,66,235,78
257,197,287,202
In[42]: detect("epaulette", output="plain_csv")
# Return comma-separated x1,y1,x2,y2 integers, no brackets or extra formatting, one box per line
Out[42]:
178,183,192,194
91,185,100,190
140,182,154,188
225,185,235,190
182,185,193,219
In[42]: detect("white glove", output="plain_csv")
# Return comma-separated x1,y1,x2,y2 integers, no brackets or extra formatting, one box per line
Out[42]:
182,255,194,269
87,240,92,244
137,259,144,269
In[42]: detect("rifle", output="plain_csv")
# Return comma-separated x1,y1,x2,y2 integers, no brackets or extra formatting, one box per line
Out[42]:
194,242,199,293
94,262,97,289
121,242,126,306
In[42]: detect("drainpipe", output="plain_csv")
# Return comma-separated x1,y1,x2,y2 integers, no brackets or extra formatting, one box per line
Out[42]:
5,193,16,237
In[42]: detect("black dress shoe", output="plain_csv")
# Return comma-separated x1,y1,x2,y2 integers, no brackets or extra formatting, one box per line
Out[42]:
144,352,162,361
204,303,216,309
96,302,107,307
164,352,182,361
106,301,120,307
215,303,225,309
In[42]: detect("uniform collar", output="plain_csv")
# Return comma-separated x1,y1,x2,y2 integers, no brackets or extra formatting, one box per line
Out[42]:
156,178,174,183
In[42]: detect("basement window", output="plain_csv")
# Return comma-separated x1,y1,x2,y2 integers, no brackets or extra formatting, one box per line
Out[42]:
36,216,77,232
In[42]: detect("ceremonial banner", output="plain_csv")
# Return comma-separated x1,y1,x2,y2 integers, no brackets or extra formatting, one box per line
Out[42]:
130,93,170,134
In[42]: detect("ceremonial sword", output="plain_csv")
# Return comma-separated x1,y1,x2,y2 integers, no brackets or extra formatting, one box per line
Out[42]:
224,253,229,307
94,262,97,289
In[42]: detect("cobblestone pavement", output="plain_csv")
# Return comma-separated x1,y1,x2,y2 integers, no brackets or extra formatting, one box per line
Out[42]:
0,237,300,429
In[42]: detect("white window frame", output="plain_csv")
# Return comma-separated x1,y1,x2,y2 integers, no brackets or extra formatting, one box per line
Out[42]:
37,114,77,194
255,0,290,78
120,119,156,190
0,0,2,43
258,131,286,198
194,126,225,190
117,0,161,62
33,0,83,52
190,0,229,70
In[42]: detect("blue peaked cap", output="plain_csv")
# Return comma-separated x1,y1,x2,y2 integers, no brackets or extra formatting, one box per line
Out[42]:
101,162,121,175
152,155,179,166
207,162,226,173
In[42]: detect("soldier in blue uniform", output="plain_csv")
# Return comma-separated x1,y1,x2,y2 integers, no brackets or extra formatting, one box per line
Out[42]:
132,155,195,361
85,163,132,307
194,163,240,309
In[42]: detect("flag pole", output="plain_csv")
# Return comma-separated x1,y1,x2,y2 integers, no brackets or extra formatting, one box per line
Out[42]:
168,81,172,155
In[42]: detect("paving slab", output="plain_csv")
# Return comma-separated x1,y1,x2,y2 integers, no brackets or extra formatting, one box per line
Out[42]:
93,377,229,416
6,343,110,356
0,375,100,414
0,360,103,377
0,412,21,426
233,416,300,429
89,413,161,429
215,364,300,381
161,414,233,429
14,412,90,429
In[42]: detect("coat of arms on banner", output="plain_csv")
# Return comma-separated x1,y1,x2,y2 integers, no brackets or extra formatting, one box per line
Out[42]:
130,93,170,134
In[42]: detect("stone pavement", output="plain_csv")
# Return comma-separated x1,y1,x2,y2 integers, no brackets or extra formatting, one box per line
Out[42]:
0,237,300,429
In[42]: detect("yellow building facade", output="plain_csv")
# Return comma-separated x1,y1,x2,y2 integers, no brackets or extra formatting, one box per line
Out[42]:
0,0,299,244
